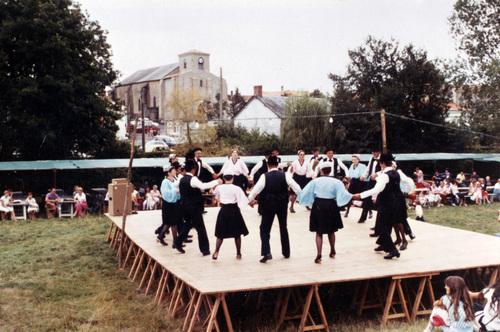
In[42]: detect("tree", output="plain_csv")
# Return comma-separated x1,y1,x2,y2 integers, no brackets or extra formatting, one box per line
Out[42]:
166,88,206,145
0,0,121,160
281,96,329,152
229,88,246,118
329,36,463,153
449,0,500,150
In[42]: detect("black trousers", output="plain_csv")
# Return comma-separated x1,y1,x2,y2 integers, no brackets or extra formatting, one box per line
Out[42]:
376,219,397,253
360,180,376,221
157,200,169,239
176,205,209,254
260,203,290,257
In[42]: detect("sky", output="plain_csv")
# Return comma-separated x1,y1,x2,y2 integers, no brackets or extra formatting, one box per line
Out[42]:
77,0,459,95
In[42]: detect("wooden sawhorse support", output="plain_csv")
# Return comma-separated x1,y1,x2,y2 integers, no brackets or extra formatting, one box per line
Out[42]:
276,285,329,332
410,273,439,321
182,290,234,332
382,272,439,325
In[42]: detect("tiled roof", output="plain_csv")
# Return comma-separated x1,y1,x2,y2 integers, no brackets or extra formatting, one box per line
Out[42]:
119,63,178,85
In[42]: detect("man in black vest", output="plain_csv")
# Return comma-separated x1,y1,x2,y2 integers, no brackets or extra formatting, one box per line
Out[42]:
359,147,381,224
175,160,222,255
248,156,302,263
315,148,348,180
354,153,413,259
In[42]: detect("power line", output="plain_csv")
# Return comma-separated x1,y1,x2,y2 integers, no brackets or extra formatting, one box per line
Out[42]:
215,111,380,122
384,112,500,140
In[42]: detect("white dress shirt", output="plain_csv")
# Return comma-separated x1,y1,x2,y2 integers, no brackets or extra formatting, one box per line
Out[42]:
185,173,219,190
221,158,249,176
314,157,348,177
195,158,215,176
362,156,379,179
248,169,302,201
360,167,415,199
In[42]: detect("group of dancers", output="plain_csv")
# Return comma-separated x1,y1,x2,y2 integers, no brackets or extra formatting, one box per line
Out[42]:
154,146,417,263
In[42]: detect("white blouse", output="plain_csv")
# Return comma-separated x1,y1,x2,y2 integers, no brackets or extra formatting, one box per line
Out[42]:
288,159,308,176
214,184,249,208
221,158,249,176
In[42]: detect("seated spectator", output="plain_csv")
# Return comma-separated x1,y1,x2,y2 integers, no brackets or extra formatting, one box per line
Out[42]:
470,170,479,182
470,181,483,205
143,185,162,210
493,179,500,202
73,186,88,218
423,276,475,332
444,168,451,180
131,187,141,212
414,167,424,185
469,279,500,332
26,192,39,220
0,190,16,221
456,171,466,186
432,170,443,186
45,188,60,218
143,188,155,210
448,180,460,206
485,176,493,187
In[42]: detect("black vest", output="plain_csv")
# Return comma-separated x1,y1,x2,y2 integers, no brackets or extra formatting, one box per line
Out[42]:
325,158,344,178
179,175,203,210
377,170,403,206
367,158,381,176
259,171,288,208
254,159,268,184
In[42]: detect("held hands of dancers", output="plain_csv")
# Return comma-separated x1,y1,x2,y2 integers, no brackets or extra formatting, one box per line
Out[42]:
249,199,257,208
352,194,362,200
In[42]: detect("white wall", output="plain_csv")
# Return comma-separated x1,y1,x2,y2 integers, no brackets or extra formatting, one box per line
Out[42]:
234,99,281,136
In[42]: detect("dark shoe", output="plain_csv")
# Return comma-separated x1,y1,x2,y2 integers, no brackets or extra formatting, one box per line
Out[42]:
172,243,185,249
399,242,408,251
212,251,218,260
283,254,290,259
290,207,295,213
409,233,416,240
374,245,385,252
202,251,211,256
154,228,160,235
357,219,366,224
306,206,311,211
384,251,400,259
394,239,402,246
314,255,322,264
236,253,242,260
203,210,207,214
158,238,168,246
369,233,378,237
329,250,336,258
183,239,193,243
370,227,375,231
260,254,272,263
175,245,186,254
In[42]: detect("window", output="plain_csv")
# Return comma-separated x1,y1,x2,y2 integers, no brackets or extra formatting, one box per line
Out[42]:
198,62,204,70
183,61,187,69
200,80,203,88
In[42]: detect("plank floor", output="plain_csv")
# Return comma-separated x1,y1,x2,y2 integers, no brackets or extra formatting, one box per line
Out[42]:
107,206,500,294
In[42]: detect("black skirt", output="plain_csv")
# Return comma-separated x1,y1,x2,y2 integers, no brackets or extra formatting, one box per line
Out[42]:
164,202,183,227
233,174,248,193
215,204,249,239
309,198,344,234
377,195,407,227
348,178,364,194
293,174,310,189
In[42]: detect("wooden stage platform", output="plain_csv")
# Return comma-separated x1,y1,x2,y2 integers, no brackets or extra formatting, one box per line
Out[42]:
106,206,500,331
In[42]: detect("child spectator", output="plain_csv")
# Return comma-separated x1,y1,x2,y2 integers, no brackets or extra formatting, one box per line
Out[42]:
424,276,475,332
73,186,88,218
0,190,16,221
26,192,39,220
45,188,60,219
469,279,500,331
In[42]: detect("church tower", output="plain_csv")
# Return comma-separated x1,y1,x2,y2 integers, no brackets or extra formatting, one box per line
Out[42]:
178,50,210,74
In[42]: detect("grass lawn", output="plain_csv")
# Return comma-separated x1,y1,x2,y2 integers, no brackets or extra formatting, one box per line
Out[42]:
0,203,498,331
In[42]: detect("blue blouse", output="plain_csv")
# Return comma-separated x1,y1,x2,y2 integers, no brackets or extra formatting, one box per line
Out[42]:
347,163,367,179
298,176,353,207
160,178,180,203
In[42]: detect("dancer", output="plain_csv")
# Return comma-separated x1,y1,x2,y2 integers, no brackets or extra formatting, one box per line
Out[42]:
248,156,302,263
192,147,217,180
212,170,249,260
358,147,381,223
315,148,348,179
158,165,182,247
306,147,322,180
287,149,309,213
391,161,416,251
219,149,250,192
344,154,367,218
174,160,222,255
298,162,353,263
353,153,413,259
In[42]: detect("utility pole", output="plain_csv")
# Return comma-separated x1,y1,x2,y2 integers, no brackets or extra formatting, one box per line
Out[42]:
219,67,223,122
380,108,387,153
141,97,145,153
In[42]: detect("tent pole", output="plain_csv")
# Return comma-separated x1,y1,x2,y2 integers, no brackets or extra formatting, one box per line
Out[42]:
53,169,57,188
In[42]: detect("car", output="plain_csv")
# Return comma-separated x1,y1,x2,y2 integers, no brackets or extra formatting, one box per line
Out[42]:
128,118,160,134
152,135,180,146
145,139,169,153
